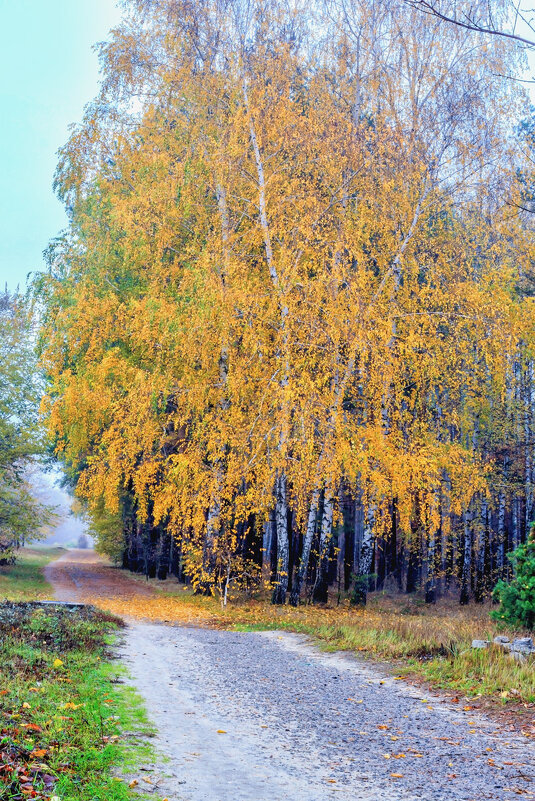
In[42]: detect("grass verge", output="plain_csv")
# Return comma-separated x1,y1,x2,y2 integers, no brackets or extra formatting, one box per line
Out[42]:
0,549,65,601
0,602,156,801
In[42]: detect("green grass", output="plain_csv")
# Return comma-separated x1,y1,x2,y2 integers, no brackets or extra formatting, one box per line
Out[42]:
0,548,65,601
0,604,157,801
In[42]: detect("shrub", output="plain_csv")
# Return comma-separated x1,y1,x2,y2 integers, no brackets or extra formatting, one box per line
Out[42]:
492,538,535,630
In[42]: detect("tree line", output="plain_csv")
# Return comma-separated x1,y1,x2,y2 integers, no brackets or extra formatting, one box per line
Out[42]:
35,0,535,604
0,289,49,560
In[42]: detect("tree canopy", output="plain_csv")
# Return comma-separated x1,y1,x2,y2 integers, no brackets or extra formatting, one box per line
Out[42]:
36,0,535,604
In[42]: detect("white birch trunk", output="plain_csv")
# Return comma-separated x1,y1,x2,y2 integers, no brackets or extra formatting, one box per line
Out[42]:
525,359,534,534
497,488,506,576
460,506,472,604
272,472,289,604
289,487,320,606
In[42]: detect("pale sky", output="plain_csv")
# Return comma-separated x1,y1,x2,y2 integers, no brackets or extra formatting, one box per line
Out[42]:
1,2,535,294
0,0,123,291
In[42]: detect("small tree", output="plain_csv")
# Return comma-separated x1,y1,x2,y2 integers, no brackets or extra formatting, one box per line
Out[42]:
492,530,535,630
77,533,89,549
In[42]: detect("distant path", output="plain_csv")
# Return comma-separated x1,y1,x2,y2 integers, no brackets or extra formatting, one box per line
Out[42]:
46,550,535,801
44,548,156,603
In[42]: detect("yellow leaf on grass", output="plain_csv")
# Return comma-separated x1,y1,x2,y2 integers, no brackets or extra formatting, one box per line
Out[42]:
53,659,63,668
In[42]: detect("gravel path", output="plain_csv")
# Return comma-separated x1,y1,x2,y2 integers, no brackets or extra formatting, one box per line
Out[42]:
45,552,535,801
119,623,535,801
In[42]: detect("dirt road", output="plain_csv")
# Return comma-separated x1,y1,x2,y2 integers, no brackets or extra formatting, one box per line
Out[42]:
46,551,535,801
44,549,156,602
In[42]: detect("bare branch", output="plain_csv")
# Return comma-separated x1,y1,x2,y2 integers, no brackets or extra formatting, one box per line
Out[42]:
404,0,535,47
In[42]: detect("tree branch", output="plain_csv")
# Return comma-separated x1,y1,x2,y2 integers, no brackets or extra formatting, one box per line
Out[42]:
404,0,535,47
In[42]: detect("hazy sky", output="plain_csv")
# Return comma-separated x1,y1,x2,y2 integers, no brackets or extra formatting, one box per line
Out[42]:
2,2,535,295
0,0,122,291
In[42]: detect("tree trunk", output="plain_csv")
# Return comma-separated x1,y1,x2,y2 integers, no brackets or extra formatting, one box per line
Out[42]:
272,473,289,604
474,497,487,602
496,488,506,579
425,522,436,604
289,488,320,606
460,507,472,605
352,503,375,605
313,487,334,604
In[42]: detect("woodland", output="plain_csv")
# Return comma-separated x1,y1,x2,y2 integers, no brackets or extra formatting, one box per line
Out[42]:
33,0,535,608
0,290,47,561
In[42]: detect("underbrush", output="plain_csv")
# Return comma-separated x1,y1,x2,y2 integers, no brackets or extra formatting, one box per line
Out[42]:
415,644,535,703
0,603,153,801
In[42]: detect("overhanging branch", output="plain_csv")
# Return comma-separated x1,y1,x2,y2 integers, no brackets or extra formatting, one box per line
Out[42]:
404,0,535,47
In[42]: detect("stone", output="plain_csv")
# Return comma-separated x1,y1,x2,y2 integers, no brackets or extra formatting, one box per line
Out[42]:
493,636,510,646
510,651,527,662
472,639,490,649
510,637,535,655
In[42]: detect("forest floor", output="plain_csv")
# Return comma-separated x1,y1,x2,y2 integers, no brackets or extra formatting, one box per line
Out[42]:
42,549,535,801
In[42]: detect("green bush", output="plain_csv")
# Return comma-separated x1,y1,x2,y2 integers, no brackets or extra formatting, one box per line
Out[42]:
349,573,377,606
492,539,535,630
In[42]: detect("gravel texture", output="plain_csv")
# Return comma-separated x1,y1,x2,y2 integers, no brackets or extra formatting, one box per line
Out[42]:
119,623,535,801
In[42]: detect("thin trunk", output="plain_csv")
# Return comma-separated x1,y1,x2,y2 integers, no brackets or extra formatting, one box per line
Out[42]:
512,497,520,549
352,503,375,605
337,487,347,600
474,497,487,602
202,181,230,586
313,487,334,604
272,473,289,604
243,75,290,607
525,359,534,534
460,507,472,605
496,488,506,578
425,523,436,604
289,487,320,606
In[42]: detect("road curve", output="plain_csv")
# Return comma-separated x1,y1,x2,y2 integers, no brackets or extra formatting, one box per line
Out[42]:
46,551,535,801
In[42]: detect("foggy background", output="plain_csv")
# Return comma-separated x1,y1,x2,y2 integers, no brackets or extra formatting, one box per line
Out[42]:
29,467,94,549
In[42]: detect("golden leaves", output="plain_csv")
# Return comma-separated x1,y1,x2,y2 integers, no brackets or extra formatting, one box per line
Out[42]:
36,0,535,599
